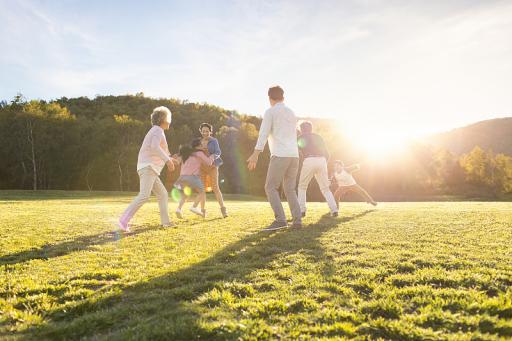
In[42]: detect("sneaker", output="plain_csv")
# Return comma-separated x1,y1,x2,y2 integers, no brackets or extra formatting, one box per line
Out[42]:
301,212,306,218
117,220,130,233
162,222,177,228
221,207,228,218
291,222,303,228
370,201,378,206
189,207,205,218
331,211,339,217
262,220,288,231
175,210,183,219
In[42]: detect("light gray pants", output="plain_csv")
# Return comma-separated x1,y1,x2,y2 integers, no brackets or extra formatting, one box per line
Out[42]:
264,156,302,224
298,157,338,214
120,166,170,225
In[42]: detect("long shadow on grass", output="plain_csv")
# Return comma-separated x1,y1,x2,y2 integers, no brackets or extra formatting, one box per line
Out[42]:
24,210,373,340
0,226,160,266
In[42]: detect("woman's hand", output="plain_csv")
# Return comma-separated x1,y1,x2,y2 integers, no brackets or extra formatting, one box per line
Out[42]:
166,159,175,172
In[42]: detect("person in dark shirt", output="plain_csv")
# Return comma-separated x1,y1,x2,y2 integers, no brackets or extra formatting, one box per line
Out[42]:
297,121,339,217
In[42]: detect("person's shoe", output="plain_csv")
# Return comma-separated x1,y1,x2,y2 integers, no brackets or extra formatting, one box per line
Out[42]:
370,201,378,206
189,207,204,218
221,207,228,218
291,222,303,228
301,211,306,218
117,220,130,233
175,210,183,219
162,222,177,228
331,211,339,217
262,220,288,231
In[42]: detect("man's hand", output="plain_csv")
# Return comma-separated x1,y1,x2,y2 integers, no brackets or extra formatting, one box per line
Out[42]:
246,150,260,171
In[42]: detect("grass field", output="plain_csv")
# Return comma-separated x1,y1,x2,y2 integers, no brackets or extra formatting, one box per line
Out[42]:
1,191,511,340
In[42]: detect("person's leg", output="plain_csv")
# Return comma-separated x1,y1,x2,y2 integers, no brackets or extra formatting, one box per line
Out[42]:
151,176,171,225
334,186,348,205
314,158,338,214
119,167,157,229
265,157,289,223
283,157,302,225
188,176,206,217
210,167,225,209
354,184,377,204
297,158,315,215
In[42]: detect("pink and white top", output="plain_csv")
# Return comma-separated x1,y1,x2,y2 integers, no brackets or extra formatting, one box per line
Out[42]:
180,151,214,176
136,126,171,175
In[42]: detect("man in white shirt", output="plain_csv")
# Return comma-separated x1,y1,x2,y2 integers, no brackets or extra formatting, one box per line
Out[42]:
118,106,177,232
247,86,302,230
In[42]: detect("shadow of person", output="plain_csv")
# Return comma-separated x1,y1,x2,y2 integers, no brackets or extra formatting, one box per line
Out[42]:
24,210,374,340
0,226,160,266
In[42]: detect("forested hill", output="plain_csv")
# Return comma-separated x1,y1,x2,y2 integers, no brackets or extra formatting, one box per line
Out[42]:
426,117,512,156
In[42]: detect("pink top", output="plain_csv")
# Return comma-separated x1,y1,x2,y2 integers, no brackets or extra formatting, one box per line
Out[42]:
136,126,171,175
180,151,214,176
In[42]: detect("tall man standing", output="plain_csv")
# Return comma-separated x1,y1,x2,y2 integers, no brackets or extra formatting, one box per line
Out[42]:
247,86,302,230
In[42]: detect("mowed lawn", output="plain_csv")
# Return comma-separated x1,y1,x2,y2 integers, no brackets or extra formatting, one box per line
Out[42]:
1,191,511,340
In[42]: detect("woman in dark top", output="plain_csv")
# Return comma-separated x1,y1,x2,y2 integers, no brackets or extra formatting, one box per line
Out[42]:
191,123,228,218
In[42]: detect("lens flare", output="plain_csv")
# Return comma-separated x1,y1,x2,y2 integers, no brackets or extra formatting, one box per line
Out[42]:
171,188,182,202
297,137,306,148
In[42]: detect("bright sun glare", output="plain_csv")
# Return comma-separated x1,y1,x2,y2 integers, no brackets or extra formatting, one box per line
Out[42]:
338,120,413,160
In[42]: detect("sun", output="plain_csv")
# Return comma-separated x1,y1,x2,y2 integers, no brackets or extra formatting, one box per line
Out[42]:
337,120,413,161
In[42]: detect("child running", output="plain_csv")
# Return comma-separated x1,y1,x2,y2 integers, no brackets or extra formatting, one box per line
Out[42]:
174,137,214,218
332,160,377,208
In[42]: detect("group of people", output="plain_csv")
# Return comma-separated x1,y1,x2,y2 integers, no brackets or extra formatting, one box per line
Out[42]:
118,86,376,232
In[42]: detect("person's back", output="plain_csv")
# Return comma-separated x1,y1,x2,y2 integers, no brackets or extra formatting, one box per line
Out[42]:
246,85,302,230
298,132,329,160
265,103,299,157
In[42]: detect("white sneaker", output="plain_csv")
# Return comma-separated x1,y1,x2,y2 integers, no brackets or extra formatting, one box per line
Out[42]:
189,207,204,218
175,210,183,219
162,222,177,228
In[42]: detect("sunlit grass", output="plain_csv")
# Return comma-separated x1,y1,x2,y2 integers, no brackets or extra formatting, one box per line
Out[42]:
1,191,511,340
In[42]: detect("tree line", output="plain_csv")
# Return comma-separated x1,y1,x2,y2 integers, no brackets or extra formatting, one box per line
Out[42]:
1,94,511,199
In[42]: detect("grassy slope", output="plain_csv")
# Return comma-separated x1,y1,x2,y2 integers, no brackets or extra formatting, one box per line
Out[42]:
1,191,511,340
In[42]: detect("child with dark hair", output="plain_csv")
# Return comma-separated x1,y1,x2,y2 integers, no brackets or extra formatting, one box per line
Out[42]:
174,138,214,218
332,161,377,208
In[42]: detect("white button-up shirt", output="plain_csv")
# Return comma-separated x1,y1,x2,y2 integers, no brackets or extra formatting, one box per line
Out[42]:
254,102,299,158
136,125,171,175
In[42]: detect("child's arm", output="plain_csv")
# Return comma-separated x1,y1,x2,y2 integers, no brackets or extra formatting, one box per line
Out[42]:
196,151,214,166
344,164,360,173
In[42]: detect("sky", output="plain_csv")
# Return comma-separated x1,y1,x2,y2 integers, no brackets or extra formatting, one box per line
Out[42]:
1,0,512,140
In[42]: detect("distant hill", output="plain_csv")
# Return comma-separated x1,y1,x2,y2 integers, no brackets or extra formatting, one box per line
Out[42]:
426,117,512,156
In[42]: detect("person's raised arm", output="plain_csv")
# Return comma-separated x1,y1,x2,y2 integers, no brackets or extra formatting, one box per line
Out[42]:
345,164,360,173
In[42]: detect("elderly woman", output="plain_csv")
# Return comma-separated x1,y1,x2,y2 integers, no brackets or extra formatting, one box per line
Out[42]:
191,123,228,218
118,106,177,232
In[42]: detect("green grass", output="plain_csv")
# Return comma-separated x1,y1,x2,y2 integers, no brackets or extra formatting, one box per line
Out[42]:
1,191,511,340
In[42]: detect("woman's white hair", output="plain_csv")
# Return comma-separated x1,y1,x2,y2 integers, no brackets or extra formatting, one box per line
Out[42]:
151,106,172,126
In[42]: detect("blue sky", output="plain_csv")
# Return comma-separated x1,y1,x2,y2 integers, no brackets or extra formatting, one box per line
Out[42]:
1,0,512,138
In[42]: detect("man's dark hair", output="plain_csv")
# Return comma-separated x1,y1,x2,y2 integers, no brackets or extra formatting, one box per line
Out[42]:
299,120,313,133
268,86,284,101
199,122,213,132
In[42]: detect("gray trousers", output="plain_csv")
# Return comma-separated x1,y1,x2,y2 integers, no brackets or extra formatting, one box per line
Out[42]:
264,156,302,224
